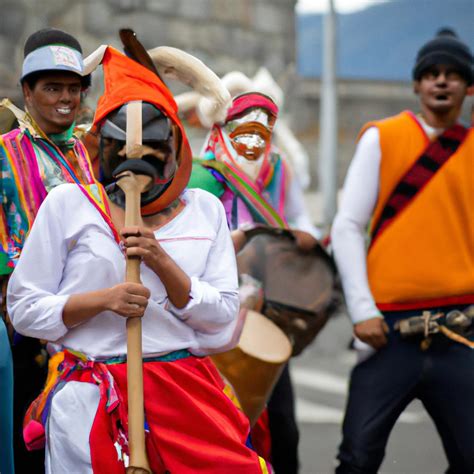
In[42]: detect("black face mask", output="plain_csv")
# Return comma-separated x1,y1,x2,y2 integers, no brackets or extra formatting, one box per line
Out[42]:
99,137,123,186
99,137,176,208
105,180,174,209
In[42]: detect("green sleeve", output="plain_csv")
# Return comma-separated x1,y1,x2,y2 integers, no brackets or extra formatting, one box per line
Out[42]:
0,252,12,276
188,161,225,198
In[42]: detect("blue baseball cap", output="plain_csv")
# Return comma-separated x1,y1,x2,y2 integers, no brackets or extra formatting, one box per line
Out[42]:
21,28,90,87
21,44,85,81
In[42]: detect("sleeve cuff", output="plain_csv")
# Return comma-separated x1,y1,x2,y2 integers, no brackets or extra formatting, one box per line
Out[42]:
351,312,384,325
11,294,70,342
38,294,71,341
165,277,203,320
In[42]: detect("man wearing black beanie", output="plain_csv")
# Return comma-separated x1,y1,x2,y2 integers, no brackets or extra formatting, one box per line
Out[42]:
331,29,474,473
0,28,97,474
413,29,473,86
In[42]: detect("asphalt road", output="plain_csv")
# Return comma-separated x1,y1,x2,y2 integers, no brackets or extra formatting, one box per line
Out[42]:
291,311,448,474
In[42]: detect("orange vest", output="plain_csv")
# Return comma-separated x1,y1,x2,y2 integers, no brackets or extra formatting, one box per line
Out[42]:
363,111,474,310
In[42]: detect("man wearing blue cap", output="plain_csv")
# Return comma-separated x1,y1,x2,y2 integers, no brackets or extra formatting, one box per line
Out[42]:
0,27,97,474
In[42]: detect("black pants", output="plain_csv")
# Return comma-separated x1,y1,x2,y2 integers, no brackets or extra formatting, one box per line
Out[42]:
268,363,300,474
336,309,474,474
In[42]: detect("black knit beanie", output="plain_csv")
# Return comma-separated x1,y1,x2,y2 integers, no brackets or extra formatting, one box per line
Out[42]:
413,29,473,85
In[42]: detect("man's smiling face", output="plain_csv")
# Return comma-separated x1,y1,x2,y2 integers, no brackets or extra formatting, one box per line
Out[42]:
22,71,82,135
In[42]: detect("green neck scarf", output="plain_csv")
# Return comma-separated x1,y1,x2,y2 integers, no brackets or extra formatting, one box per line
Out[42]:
49,122,76,149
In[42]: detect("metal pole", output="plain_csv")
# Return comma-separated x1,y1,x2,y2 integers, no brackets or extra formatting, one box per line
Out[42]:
318,0,338,227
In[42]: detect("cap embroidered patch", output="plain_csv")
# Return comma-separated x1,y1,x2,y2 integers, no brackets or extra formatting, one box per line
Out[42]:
50,46,81,69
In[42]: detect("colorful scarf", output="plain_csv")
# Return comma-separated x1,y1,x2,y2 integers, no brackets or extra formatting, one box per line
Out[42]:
23,350,126,452
201,125,288,229
0,124,119,274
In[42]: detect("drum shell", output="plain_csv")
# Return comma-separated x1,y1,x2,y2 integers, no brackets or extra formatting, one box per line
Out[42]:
212,348,286,427
211,310,291,426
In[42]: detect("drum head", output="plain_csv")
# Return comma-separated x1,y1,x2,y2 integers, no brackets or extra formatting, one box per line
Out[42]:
238,310,292,363
237,227,340,356
237,230,335,314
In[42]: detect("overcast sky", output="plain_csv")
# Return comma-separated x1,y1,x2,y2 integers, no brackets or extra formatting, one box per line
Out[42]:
296,0,390,14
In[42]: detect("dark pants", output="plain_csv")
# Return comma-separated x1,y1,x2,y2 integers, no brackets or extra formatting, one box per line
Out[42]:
336,308,474,474
12,336,47,474
0,318,14,474
268,363,300,474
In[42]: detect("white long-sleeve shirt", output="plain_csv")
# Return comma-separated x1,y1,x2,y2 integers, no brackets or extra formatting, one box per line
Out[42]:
331,117,442,324
8,184,239,358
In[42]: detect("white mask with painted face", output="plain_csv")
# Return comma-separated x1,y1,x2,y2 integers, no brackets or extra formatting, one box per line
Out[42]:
224,104,276,181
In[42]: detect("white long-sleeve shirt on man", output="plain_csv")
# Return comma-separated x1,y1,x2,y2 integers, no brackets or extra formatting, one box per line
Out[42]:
8,184,239,358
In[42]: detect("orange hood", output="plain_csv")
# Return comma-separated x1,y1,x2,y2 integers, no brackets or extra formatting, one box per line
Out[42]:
93,46,192,215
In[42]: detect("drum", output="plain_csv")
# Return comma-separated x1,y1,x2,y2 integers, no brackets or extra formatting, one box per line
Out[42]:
211,309,292,426
236,226,341,356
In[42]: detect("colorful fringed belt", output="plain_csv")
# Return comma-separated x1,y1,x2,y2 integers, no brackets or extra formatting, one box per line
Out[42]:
23,348,191,452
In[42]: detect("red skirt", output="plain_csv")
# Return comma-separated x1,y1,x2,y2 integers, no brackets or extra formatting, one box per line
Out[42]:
89,355,268,473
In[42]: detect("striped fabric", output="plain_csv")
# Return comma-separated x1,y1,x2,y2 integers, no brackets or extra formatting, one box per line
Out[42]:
198,125,289,229
202,158,288,229
0,128,116,273
370,123,469,244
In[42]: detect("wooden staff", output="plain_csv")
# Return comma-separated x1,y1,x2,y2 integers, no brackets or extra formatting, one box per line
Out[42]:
115,100,152,474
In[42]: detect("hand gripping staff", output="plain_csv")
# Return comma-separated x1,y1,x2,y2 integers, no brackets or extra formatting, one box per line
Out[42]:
114,101,156,474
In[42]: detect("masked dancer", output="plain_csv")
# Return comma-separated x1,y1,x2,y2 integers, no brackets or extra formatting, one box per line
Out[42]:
190,92,321,473
8,44,271,474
